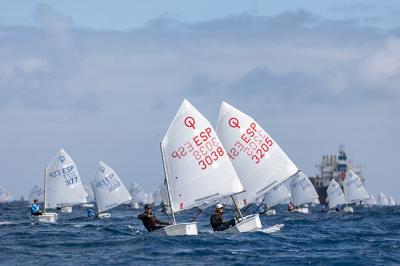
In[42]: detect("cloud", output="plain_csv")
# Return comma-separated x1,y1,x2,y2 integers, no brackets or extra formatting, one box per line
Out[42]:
1,6,400,198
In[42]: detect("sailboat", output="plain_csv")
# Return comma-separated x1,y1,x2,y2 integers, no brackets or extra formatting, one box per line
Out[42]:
159,99,258,236
33,148,88,223
343,170,369,213
388,196,396,206
216,102,299,216
262,183,292,215
290,172,319,213
364,194,377,207
326,179,346,212
91,161,132,218
377,192,389,206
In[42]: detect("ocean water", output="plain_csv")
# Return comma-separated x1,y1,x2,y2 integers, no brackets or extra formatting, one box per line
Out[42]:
0,201,399,265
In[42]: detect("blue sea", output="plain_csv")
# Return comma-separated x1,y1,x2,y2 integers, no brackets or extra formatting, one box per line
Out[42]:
0,201,399,265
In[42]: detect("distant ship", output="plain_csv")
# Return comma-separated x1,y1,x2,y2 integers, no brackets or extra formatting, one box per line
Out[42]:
309,145,365,205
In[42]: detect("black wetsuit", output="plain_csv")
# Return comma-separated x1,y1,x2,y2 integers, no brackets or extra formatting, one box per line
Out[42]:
210,212,235,231
138,213,170,232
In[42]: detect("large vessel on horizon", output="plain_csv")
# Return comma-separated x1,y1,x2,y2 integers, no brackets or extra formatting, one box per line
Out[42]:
309,145,365,205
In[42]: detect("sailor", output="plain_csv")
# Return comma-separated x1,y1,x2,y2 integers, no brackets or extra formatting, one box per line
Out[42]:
210,203,236,232
288,201,295,212
138,204,172,232
31,199,43,216
87,208,96,218
335,204,341,212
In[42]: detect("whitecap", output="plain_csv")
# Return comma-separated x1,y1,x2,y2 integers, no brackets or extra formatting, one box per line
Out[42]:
260,223,284,234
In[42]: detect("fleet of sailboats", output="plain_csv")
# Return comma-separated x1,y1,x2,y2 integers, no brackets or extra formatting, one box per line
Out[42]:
25,100,395,233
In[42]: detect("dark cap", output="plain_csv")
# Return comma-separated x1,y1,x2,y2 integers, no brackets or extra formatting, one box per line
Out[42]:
144,204,152,209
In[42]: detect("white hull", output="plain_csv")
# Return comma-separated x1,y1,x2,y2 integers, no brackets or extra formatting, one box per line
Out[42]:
343,206,354,213
81,203,95,208
225,214,262,233
32,212,58,223
152,222,198,236
130,202,140,209
98,213,111,219
291,207,309,213
61,206,72,213
264,209,276,216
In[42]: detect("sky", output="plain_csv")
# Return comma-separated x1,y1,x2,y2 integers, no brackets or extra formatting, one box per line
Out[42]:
1,1,400,201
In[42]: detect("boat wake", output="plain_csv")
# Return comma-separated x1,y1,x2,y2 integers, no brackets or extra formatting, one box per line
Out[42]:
260,223,284,234
0,221,15,226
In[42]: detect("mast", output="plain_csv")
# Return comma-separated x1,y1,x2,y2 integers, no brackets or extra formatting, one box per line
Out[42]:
160,142,176,224
230,195,244,219
43,168,46,213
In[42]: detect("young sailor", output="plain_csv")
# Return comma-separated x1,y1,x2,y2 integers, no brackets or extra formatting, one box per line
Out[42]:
138,204,172,232
287,201,295,212
31,199,43,216
209,203,236,231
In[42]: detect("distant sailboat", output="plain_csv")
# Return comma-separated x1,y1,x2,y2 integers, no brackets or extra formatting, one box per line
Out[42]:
290,172,319,213
159,99,259,236
33,148,88,223
343,170,369,212
377,192,389,206
326,179,346,211
388,196,396,206
364,194,377,207
216,102,299,213
262,183,292,215
91,161,132,218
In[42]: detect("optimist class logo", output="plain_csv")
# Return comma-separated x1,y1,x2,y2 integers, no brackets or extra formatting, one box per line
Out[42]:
58,156,65,163
228,117,240,129
184,116,196,129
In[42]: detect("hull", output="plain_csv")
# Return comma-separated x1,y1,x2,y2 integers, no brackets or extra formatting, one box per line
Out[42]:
291,207,309,214
81,203,95,208
152,222,198,236
98,213,111,219
225,214,262,233
61,206,72,213
32,212,58,223
343,206,354,213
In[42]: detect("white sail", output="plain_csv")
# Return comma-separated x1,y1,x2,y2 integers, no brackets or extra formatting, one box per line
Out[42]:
343,170,369,204
91,161,132,213
364,194,377,206
377,192,389,206
161,99,244,213
327,179,345,209
216,102,299,208
290,171,319,206
263,183,291,208
388,196,396,206
44,148,87,209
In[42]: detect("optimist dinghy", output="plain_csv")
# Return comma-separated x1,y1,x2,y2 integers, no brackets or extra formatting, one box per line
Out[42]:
158,99,248,236
343,170,369,212
91,161,132,218
32,148,88,223
290,172,319,213
216,102,299,223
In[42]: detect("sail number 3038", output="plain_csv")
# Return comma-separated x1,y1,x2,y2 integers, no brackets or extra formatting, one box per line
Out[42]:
171,127,225,170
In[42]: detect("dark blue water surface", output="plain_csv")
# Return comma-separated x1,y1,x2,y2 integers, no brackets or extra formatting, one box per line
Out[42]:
1,201,399,265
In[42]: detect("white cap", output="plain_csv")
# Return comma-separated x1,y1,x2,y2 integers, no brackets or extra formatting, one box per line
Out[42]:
215,203,223,209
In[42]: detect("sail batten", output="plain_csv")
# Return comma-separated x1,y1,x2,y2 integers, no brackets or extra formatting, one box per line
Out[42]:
216,102,299,208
